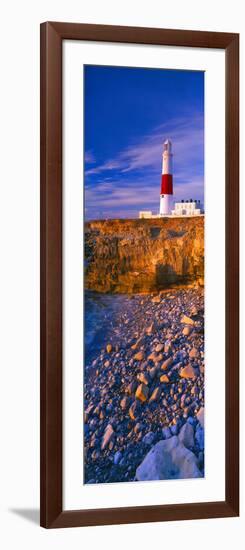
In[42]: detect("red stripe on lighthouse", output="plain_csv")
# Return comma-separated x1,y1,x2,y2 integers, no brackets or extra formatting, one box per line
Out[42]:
161,174,173,195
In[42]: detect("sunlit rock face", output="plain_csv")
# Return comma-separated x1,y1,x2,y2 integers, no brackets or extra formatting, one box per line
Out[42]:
85,217,204,293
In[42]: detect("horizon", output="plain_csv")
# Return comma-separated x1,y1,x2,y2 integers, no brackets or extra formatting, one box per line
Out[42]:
84,65,204,221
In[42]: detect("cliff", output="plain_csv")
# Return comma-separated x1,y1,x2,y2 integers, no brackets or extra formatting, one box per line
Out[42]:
85,217,204,293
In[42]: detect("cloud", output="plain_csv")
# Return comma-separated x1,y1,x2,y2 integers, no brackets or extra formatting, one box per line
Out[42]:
84,150,96,164
85,113,203,178
85,159,123,175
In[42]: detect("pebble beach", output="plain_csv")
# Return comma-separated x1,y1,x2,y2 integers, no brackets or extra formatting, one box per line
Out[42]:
84,285,205,484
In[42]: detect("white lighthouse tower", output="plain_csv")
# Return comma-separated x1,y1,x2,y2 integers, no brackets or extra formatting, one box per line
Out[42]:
159,139,173,216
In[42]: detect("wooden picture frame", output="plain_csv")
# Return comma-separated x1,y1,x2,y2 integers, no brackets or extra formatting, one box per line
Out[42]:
40,22,239,528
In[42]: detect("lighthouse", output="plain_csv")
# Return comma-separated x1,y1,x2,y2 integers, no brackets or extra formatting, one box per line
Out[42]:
160,139,173,216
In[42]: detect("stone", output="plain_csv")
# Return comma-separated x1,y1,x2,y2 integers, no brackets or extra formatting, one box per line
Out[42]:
200,364,205,375
180,315,195,326
195,425,204,450
170,423,179,436
152,295,161,303
134,422,142,433
94,406,100,416
180,393,187,408
136,436,202,481
84,424,89,437
134,351,145,361
146,322,155,335
84,403,94,422
187,416,196,426
129,401,138,420
182,326,192,336
197,407,205,428
189,347,199,358
147,352,159,363
106,344,112,353
137,372,150,385
180,364,197,379
113,451,122,465
131,343,138,350
149,366,158,380
142,431,155,446
126,380,137,395
149,386,161,403
120,396,130,411
164,342,171,354
160,374,170,383
162,427,172,439
101,424,114,450
179,422,194,449
135,383,149,402
131,337,144,350
161,357,172,371
155,343,164,352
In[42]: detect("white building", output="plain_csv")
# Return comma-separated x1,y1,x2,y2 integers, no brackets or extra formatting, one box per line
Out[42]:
139,211,154,219
171,199,202,217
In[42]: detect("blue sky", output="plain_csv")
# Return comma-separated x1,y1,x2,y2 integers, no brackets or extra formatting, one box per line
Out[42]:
84,65,204,220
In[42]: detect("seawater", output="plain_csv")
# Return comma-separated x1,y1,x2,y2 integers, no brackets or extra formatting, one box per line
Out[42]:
85,291,132,366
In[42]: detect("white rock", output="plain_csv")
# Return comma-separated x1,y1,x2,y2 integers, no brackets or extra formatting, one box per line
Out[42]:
195,425,204,450
179,422,194,449
142,432,155,446
162,427,172,439
136,436,202,481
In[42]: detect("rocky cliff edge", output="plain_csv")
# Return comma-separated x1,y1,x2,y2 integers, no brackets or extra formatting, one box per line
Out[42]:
85,217,204,293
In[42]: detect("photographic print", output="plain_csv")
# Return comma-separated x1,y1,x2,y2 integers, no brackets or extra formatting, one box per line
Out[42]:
84,65,205,485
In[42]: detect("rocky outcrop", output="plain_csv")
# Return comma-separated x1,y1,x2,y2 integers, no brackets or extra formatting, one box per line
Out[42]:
136,435,202,481
85,217,204,293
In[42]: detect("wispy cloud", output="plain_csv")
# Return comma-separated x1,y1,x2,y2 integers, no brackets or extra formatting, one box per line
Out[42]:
84,150,96,164
85,114,203,177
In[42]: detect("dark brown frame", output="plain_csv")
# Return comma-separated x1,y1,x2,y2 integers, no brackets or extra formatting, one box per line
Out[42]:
40,22,239,528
